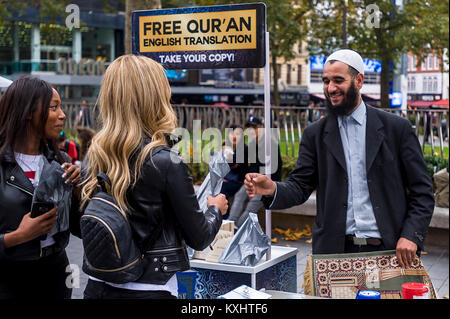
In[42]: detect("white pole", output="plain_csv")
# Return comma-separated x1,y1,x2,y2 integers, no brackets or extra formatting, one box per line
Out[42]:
263,31,272,260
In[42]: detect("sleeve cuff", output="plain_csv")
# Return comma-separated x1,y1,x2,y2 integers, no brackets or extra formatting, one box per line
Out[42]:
262,183,278,209
0,234,6,260
208,205,222,218
269,184,278,208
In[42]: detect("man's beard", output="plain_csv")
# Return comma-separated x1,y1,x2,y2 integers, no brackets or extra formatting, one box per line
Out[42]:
325,81,359,116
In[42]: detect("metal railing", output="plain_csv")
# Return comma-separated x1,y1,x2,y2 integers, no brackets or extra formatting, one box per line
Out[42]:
61,102,449,159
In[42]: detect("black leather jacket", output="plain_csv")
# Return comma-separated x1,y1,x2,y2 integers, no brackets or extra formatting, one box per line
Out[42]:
103,141,223,285
0,146,81,261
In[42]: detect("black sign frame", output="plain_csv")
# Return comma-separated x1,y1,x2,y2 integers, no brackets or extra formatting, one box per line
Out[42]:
132,3,266,70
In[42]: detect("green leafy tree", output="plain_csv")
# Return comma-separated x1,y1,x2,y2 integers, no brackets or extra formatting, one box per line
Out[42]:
194,0,310,106
401,0,449,68
161,0,196,8
0,0,72,26
125,0,162,54
307,0,449,108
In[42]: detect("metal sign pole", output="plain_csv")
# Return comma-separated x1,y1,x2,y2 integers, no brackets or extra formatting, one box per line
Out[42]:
263,31,272,261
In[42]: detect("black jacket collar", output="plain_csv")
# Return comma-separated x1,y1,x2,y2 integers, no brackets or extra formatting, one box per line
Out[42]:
1,143,56,164
323,104,385,174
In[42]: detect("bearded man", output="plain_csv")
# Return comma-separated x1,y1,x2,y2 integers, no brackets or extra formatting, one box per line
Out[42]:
244,49,434,268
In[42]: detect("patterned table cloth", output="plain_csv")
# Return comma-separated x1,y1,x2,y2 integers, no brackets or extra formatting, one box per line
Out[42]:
303,250,437,299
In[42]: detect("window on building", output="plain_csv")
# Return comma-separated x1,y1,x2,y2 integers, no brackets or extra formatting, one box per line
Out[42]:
421,58,426,71
364,72,381,84
411,55,417,71
287,64,292,85
254,68,260,84
433,76,438,92
423,76,428,92
435,55,440,70
297,64,302,85
408,76,416,91
428,54,433,70
310,70,322,83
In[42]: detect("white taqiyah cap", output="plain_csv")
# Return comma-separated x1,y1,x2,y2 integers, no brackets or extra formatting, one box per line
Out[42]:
325,49,365,75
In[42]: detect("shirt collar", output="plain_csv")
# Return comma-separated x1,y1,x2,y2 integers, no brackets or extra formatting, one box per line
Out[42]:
338,99,366,127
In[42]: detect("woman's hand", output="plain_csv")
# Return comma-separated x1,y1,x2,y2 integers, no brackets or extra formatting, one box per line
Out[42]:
61,163,81,185
3,207,58,248
62,162,81,199
207,193,228,215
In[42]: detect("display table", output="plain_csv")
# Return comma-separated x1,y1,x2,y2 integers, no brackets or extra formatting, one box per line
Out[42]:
264,290,324,299
190,245,298,299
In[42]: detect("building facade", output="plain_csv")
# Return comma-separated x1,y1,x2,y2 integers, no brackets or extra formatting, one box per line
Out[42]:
407,51,449,104
0,1,125,101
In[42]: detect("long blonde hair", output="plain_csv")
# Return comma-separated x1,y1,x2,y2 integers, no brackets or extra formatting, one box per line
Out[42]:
81,55,177,213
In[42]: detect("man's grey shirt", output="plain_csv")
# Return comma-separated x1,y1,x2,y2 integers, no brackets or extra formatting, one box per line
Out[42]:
338,101,382,239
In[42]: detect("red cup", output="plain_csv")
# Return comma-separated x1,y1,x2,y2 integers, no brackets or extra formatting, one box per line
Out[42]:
402,283,429,299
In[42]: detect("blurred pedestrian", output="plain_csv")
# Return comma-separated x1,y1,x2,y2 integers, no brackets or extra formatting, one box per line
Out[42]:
220,124,249,218
228,116,282,228
307,100,320,126
76,126,95,162
79,99,92,128
57,131,79,165
80,55,227,299
0,76,82,299
245,49,434,268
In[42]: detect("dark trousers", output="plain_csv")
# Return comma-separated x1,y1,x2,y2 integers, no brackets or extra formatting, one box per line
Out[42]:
83,279,177,299
0,250,71,299
344,239,387,254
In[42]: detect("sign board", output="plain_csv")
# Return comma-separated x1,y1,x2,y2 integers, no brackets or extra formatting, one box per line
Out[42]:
132,3,266,69
390,91,403,107
310,56,382,73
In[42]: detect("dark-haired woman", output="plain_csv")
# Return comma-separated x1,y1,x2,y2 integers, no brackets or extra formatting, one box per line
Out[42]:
0,76,81,299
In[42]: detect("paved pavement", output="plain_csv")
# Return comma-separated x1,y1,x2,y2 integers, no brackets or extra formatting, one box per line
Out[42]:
66,231,449,299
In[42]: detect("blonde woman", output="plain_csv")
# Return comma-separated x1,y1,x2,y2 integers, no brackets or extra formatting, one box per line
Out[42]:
81,55,227,299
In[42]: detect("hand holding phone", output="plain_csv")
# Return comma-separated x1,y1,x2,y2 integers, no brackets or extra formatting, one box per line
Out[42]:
31,202,55,218
11,206,58,244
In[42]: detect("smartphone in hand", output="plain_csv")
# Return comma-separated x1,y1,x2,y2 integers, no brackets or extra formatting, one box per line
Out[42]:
31,202,55,218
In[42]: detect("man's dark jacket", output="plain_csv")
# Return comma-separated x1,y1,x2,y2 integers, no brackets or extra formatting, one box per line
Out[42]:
263,105,434,254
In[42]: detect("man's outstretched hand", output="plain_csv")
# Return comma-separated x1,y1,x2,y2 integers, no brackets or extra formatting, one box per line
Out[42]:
244,173,277,199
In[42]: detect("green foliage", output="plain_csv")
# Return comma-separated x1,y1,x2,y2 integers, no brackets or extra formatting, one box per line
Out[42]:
402,0,449,65
0,0,71,26
186,162,209,184
308,0,448,61
424,155,449,180
307,0,449,107
63,128,80,145
185,153,298,184
185,144,449,186
161,0,195,7
193,0,309,105
280,154,297,181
